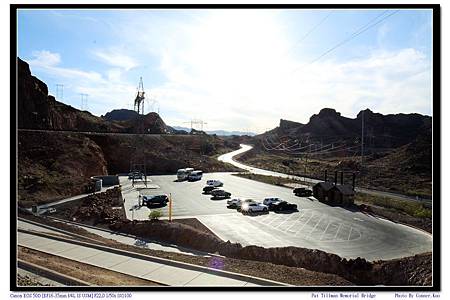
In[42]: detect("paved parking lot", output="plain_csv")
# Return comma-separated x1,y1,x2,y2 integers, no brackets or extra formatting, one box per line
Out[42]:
119,173,432,261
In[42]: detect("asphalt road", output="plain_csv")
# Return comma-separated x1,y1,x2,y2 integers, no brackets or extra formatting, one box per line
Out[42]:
218,144,431,203
119,172,432,261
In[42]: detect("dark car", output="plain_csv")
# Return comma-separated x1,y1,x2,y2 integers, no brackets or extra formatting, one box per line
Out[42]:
142,194,169,206
211,189,231,199
293,187,312,197
269,201,298,212
129,171,144,180
202,186,218,194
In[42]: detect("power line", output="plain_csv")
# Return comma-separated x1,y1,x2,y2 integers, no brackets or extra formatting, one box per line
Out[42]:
284,10,334,58
292,10,399,73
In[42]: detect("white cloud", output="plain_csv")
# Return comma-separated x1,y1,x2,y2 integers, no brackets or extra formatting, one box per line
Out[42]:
24,12,432,133
133,12,431,133
29,50,61,67
27,49,137,114
93,48,138,71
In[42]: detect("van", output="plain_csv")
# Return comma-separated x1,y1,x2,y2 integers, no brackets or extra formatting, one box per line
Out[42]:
188,170,203,181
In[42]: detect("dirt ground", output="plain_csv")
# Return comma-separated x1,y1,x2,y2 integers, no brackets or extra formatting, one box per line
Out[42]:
18,246,161,286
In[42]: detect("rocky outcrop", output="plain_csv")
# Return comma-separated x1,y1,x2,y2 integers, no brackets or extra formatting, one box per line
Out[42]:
271,107,431,149
18,57,54,129
17,57,178,135
17,57,125,132
103,109,139,122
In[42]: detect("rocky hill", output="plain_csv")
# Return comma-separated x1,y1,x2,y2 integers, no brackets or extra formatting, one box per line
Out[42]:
102,109,139,122
266,108,431,149
18,57,179,135
242,108,432,197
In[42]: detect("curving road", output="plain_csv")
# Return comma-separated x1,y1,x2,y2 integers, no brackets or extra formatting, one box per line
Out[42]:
218,144,431,203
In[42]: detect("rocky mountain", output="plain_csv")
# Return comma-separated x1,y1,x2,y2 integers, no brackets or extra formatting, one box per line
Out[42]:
18,57,126,132
102,109,139,122
264,108,431,149
17,57,179,135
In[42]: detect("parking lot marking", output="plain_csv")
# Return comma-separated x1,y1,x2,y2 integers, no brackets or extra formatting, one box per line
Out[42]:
273,212,299,230
295,211,315,236
307,214,325,237
283,210,307,233
319,220,332,241
333,223,343,240
266,214,284,226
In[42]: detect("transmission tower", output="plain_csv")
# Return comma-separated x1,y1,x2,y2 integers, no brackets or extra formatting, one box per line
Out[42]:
56,84,64,100
134,77,145,115
130,77,148,188
80,93,88,110
184,119,208,132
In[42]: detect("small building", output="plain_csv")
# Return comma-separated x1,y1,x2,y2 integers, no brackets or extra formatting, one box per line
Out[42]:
328,184,355,206
313,182,334,202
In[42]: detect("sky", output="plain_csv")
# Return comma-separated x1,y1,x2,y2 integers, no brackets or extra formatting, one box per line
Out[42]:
17,8,433,133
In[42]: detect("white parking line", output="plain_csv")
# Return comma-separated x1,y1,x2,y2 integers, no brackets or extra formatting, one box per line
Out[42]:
307,214,325,237
273,212,299,230
295,212,316,236
333,223,343,240
283,210,306,233
348,227,353,241
266,214,284,226
319,220,332,241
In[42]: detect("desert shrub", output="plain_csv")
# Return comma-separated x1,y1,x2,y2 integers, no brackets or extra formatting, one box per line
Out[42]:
149,210,163,220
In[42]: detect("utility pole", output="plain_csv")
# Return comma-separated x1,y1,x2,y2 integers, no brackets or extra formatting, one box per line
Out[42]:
361,110,364,166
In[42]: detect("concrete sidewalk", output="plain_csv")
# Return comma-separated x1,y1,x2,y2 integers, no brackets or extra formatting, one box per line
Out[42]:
18,231,282,287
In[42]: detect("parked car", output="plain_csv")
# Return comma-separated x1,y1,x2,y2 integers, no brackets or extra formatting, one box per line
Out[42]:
269,201,298,212
241,202,269,214
203,185,218,194
227,198,241,208
263,197,283,206
211,189,231,199
293,187,312,197
236,199,257,211
142,194,169,206
206,180,223,187
129,171,144,180
227,198,252,208
45,207,56,214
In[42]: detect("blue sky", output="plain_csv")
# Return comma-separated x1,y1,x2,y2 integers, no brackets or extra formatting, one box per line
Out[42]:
17,9,433,133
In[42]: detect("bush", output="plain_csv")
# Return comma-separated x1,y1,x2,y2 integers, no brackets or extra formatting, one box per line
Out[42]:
148,210,163,220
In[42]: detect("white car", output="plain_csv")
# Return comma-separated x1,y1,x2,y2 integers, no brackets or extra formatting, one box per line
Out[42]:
263,197,283,206
207,180,224,187
241,202,269,214
227,198,254,209
227,197,246,207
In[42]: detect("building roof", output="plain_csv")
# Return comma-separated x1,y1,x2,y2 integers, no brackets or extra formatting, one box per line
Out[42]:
331,184,355,195
314,181,334,191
